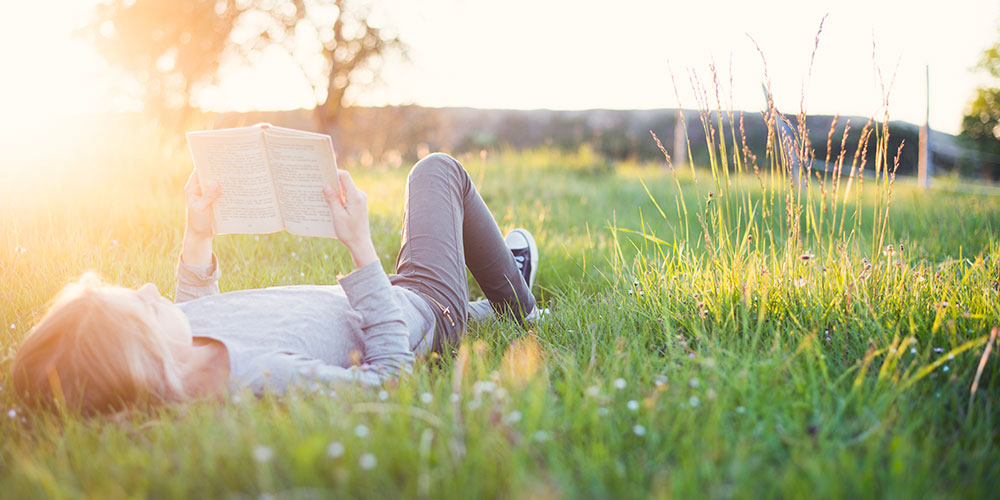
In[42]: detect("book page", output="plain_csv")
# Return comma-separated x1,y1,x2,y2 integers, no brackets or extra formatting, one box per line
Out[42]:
264,131,339,239
186,129,284,235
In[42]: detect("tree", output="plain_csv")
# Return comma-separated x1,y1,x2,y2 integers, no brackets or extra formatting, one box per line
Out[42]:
87,0,240,119
87,0,403,132
960,36,1000,178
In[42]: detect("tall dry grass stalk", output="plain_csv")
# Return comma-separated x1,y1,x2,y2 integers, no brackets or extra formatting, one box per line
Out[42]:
651,17,904,264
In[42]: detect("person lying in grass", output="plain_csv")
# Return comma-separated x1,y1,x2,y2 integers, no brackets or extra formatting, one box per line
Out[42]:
11,153,543,415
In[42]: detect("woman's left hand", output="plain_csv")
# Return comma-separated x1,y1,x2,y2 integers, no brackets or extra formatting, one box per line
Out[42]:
184,170,221,240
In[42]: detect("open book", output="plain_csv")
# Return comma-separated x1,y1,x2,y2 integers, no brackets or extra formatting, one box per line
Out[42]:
186,123,340,238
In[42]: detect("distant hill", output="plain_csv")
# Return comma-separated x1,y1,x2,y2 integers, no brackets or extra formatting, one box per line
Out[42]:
211,106,974,177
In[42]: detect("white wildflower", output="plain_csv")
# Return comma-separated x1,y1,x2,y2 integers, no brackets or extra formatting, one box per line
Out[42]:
505,410,522,424
252,445,274,464
473,380,496,395
613,378,627,390
627,400,639,411
533,430,549,442
585,385,601,397
420,392,433,404
688,378,700,389
378,390,389,401
326,442,344,459
633,424,646,436
8,409,16,418
354,424,369,438
359,453,377,470
736,406,746,414
689,396,701,408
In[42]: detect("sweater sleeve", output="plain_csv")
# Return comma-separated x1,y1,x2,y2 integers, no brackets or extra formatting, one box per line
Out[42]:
242,261,415,394
175,253,221,303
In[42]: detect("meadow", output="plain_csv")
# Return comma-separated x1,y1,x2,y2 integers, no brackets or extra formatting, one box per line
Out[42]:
1,111,999,498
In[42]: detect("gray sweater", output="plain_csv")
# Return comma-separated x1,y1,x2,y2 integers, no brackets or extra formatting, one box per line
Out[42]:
174,254,436,395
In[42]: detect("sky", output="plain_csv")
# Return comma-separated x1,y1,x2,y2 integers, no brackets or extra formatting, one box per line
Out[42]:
1,0,998,136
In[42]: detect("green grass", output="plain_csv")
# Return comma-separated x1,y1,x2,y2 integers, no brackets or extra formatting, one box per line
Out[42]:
1,119,999,498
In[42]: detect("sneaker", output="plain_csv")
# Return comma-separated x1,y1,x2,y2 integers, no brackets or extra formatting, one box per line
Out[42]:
505,228,538,290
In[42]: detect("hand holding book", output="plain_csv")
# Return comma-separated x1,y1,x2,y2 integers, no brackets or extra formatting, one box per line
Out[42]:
323,171,378,268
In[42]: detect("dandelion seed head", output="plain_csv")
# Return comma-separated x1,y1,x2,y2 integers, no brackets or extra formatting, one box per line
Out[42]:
359,453,377,469
300,272,305,277
9,324,14,330
910,347,917,354
943,365,950,372
326,442,344,458
252,445,274,463
354,424,369,438
505,410,522,424
613,378,627,390
8,409,16,418
378,390,389,401
689,396,701,407
291,251,297,257
689,378,700,388
420,392,433,404
633,424,647,436
586,386,600,397
533,430,549,442
627,400,639,411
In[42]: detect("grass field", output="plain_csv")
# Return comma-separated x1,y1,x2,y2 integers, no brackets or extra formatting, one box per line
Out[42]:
1,117,1000,498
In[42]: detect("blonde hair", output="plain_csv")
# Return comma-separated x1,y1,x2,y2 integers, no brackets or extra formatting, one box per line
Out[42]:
11,272,187,415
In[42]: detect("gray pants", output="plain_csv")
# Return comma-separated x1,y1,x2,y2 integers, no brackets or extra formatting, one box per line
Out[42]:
388,153,536,353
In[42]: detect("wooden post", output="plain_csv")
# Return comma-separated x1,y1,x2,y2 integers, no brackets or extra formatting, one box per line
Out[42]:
918,64,932,188
673,110,687,169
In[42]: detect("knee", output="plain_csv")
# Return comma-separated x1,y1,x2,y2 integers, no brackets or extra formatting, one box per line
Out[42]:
409,153,466,183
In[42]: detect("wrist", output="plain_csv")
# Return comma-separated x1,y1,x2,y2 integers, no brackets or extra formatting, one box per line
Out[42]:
181,230,214,266
348,239,378,268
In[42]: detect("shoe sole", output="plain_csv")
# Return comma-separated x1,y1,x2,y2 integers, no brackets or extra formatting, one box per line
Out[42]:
507,228,538,289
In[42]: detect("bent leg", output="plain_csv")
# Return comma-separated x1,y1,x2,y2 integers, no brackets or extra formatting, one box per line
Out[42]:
391,153,535,352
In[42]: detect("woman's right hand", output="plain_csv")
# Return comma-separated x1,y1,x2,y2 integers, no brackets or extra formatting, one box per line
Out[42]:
324,170,378,268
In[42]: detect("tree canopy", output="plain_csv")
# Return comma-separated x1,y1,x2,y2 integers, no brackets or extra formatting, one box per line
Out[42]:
960,36,1000,159
87,0,403,131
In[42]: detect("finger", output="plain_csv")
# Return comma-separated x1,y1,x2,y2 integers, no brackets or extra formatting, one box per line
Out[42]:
323,184,345,210
184,171,199,195
203,182,221,200
337,170,359,199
